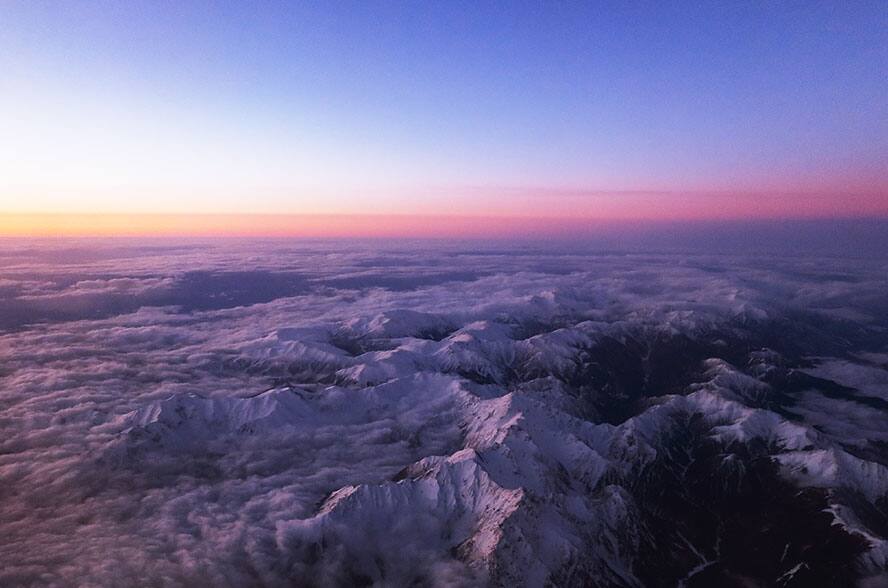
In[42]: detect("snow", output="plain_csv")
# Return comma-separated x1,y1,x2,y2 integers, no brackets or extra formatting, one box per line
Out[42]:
3,244,888,586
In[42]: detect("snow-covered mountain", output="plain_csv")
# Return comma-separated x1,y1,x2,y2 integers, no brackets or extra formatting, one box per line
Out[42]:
97,306,888,587
2,245,887,587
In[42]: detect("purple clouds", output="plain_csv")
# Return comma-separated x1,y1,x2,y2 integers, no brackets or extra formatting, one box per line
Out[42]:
1,240,887,586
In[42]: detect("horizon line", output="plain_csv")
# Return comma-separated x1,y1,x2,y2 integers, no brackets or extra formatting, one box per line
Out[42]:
3,212,888,239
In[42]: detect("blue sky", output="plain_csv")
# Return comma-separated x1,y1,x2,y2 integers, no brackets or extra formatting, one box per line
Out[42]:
1,1,886,219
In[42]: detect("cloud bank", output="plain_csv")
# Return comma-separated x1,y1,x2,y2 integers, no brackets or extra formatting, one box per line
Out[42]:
1,240,887,586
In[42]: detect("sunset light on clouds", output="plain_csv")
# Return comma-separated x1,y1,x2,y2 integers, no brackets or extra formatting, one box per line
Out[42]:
6,4,888,586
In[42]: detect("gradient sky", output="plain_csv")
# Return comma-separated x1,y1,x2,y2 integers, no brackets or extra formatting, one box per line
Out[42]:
1,1,886,227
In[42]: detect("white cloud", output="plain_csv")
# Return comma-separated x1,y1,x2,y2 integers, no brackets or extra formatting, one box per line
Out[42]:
0,242,886,585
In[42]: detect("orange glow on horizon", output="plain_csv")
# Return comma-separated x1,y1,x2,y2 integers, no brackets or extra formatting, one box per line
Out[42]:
0,214,546,238
0,212,882,240
1,190,886,238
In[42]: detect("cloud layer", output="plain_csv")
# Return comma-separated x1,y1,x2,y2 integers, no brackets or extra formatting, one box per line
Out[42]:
1,240,887,586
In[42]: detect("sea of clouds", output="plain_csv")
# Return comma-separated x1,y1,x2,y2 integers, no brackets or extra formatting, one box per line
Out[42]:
1,239,887,586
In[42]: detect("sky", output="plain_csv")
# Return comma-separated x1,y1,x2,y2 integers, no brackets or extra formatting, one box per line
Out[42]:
1,1,886,235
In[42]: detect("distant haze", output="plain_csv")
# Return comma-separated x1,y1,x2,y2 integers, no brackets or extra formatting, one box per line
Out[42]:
1,217,887,259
